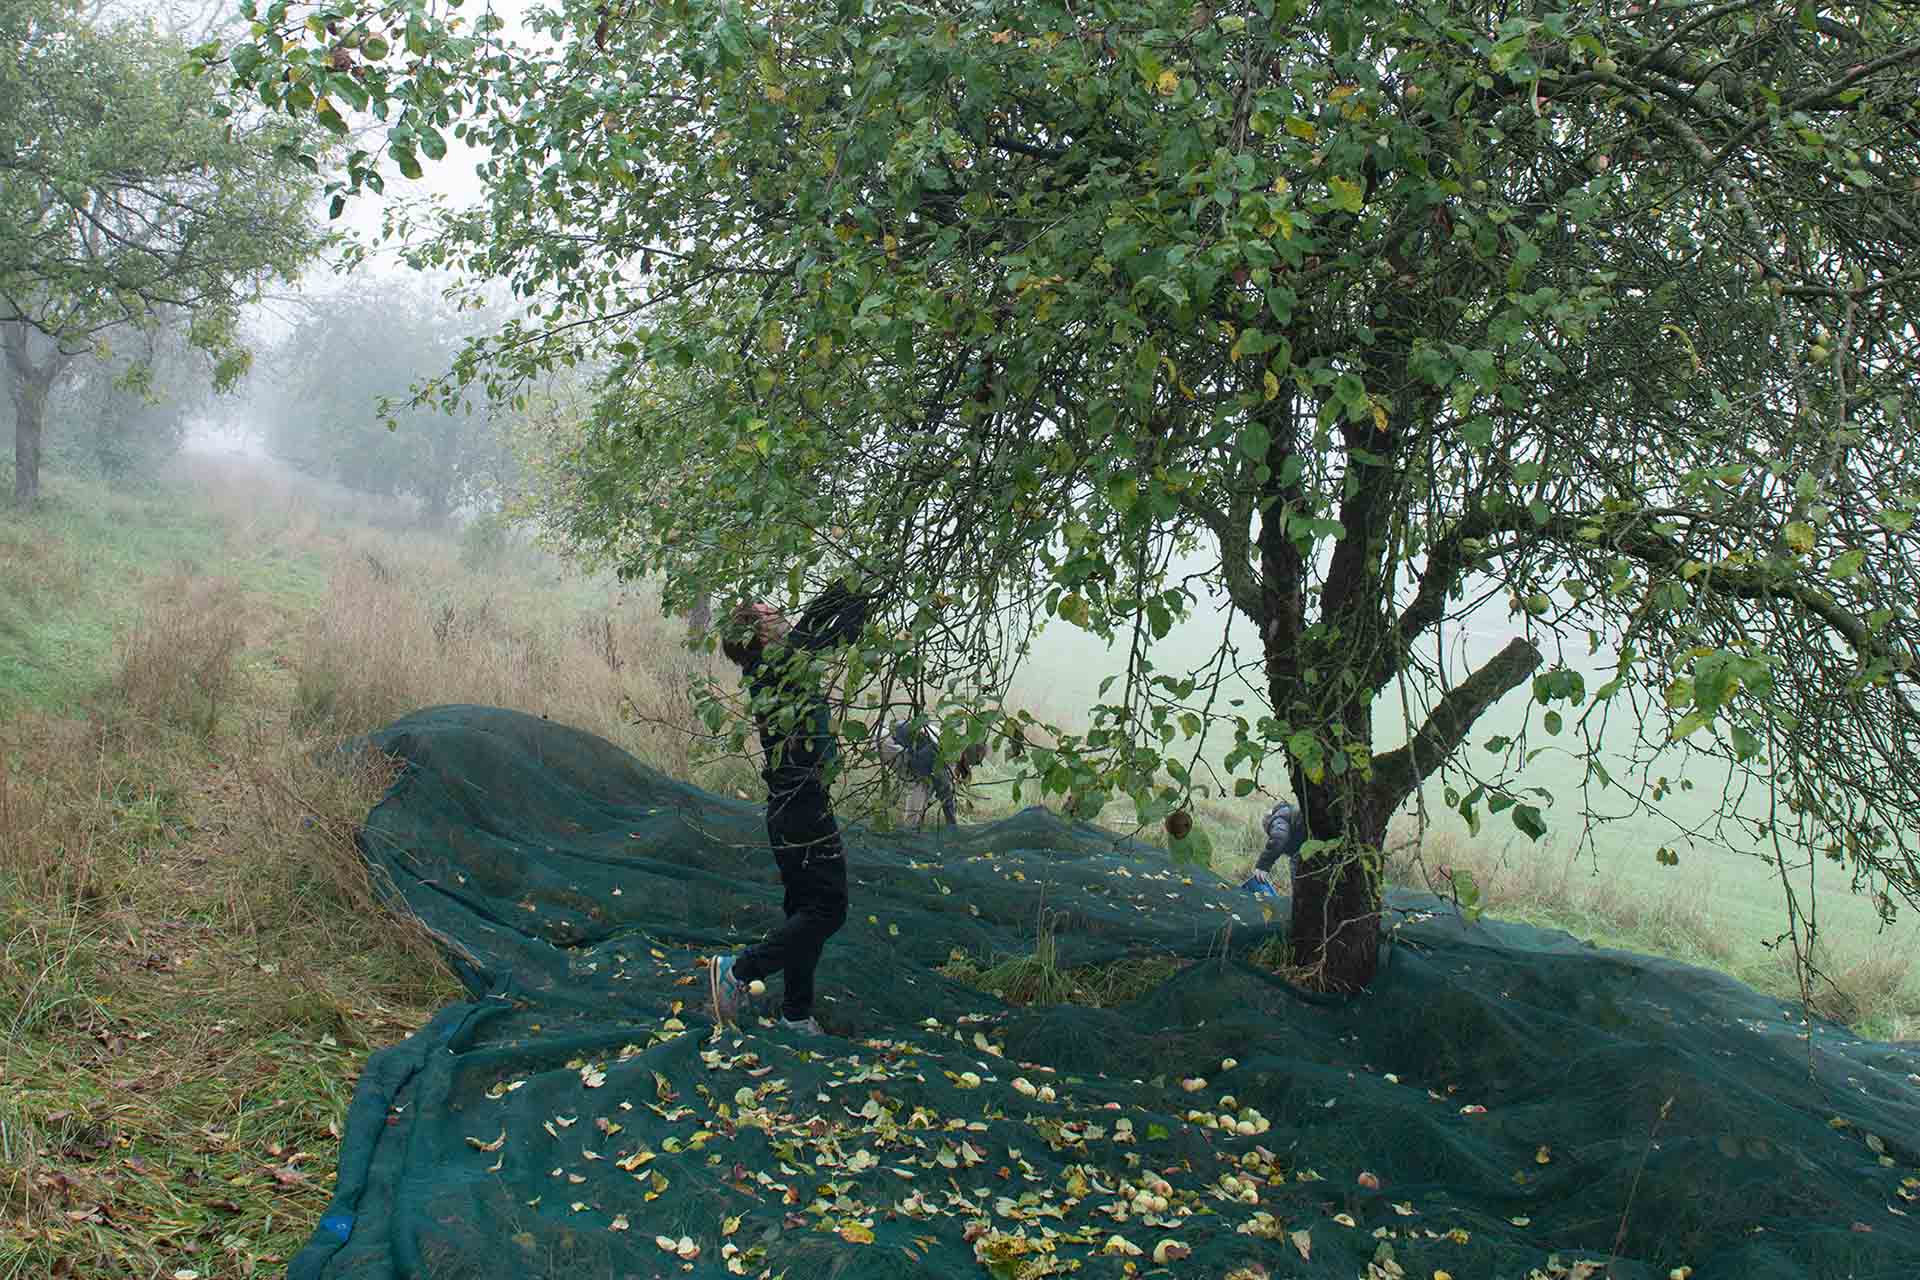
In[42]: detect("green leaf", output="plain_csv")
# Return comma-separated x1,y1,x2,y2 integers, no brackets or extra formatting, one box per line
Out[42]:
1670,709,1711,741
1287,729,1325,784
1542,710,1562,736
1829,548,1865,580
1238,420,1271,459
1783,521,1816,554
1450,867,1482,920
1512,804,1547,841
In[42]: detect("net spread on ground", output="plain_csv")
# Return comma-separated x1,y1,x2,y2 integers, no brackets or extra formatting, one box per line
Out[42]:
294,706,1920,1279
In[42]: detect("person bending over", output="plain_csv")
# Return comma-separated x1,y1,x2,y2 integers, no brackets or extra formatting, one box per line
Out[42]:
1243,799,1307,896
709,580,869,1035
873,718,987,828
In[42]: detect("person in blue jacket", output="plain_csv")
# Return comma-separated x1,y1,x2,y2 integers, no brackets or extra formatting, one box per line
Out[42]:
1243,799,1307,896
709,580,869,1035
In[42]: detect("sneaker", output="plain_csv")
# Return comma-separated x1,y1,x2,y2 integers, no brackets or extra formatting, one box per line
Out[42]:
709,954,747,1024
779,1015,825,1036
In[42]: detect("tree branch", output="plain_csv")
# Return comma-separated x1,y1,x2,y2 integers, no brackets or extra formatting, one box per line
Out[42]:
1181,486,1263,625
1371,636,1544,807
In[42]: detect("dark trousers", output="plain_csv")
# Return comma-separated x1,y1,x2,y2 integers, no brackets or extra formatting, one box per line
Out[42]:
733,772,848,1020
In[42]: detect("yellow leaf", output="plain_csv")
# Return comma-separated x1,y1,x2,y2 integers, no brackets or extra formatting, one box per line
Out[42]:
1271,175,1290,196
840,1223,875,1244
989,28,1013,44
1784,521,1815,554
466,1130,506,1153
1290,1228,1312,1260
1264,370,1280,401
1370,401,1388,432
1156,70,1179,96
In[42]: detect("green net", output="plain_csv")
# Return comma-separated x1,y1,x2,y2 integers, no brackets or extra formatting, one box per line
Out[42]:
294,706,1920,1280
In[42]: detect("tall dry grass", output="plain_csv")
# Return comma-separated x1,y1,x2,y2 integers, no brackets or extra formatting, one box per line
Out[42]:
116,574,248,736
1381,824,1920,1038
0,717,150,909
223,726,458,1010
169,452,424,547
285,534,726,782
1382,826,1734,962
0,519,86,609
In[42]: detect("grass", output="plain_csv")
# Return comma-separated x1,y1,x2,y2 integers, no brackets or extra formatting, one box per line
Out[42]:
1,450,1915,1274
1377,826,1920,1039
936,911,1188,1010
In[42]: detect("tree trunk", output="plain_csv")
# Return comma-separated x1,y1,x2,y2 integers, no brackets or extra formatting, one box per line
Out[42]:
1288,780,1391,990
3,322,56,507
1283,635,1545,991
686,590,713,639
12,380,45,505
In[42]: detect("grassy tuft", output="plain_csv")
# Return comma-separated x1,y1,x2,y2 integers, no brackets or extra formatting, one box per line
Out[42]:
116,574,248,737
937,914,1186,1009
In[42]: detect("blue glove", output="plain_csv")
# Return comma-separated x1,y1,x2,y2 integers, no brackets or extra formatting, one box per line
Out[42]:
1241,868,1278,897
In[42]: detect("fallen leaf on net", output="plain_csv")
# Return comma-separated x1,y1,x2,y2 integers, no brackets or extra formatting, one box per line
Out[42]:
1290,1228,1312,1260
